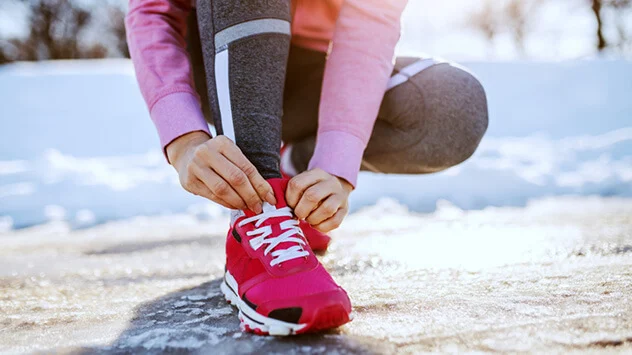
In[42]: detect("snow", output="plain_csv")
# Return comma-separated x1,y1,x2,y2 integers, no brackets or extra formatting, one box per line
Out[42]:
0,59,631,230
1,196,630,353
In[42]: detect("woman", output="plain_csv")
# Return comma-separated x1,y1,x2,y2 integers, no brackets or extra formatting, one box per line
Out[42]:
126,0,488,335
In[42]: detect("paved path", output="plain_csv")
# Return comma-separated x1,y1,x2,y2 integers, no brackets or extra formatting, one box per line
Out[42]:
1,197,631,354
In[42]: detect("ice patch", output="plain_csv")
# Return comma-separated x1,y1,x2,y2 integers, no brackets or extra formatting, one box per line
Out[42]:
173,301,188,308
121,328,215,350
205,307,233,318
184,295,208,302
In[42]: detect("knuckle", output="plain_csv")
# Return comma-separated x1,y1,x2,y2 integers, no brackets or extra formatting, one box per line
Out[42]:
212,181,229,195
215,136,230,148
228,170,247,186
181,181,193,192
193,144,207,158
256,181,271,194
242,164,257,177
322,202,338,215
186,163,196,175
304,190,320,203
288,178,303,191
317,223,332,233
181,177,194,190
244,191,259,204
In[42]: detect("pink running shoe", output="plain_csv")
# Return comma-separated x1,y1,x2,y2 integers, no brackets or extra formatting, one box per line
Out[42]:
280,145,332,253
221,178,352,335
298,220,332,253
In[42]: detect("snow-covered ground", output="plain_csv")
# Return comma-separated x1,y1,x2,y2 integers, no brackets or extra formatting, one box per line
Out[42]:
0,59,631,229
1,59,631,353
1,197,631,353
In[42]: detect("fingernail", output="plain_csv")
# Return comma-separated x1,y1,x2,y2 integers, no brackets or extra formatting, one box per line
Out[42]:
253,203,262,214
266,192,277,205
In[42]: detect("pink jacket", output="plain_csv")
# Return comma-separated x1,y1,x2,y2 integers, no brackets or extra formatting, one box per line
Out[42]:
126,0,407,186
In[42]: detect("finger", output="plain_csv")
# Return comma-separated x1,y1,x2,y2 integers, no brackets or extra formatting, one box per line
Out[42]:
208,154,263,214
193,165,247,210
305,194,342,225
221,144,276,206
314,207,347,233
190,179,235,209
286,168,329,209
294,181,336,220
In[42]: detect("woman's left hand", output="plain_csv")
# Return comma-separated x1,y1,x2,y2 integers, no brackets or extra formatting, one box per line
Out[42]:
285,168,353,233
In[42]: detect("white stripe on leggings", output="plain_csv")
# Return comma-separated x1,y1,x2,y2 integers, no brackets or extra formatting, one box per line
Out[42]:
386,58,442,91
215,49,235,142
213,19,291,143
215,19,291,52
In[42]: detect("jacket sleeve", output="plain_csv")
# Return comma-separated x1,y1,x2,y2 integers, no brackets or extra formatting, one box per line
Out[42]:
125,0,210,157
307,0,408,187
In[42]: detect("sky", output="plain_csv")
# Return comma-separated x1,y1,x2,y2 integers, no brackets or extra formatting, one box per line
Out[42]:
398,0,631,60
0,0,630,61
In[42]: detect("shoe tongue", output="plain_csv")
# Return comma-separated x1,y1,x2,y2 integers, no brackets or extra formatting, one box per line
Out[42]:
267,178,289,209
253,178,310,268
241,178,290,219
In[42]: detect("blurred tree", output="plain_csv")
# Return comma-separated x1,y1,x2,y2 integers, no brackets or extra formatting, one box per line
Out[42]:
588,0,632,52
504,0,543,55
108,6,129,58
469,0,543,57
468,0,631,57
591,0,607,50
0,0,128,63
469,0,499,56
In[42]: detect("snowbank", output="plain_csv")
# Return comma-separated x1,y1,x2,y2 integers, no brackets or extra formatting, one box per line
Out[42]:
0,59,631,228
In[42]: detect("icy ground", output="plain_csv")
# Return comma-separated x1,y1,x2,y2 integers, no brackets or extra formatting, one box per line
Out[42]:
1,196,631,354
1,59,631,353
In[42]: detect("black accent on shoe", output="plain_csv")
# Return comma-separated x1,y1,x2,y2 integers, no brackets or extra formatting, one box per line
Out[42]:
242,293,258,310
241,310,264,325
232,228,242,242
268,307,302,324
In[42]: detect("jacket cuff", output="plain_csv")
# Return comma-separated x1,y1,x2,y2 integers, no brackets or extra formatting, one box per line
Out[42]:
308,130,365,187
150,92,211,160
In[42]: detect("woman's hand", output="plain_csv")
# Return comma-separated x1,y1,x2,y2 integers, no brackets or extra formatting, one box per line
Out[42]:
166,131,276,213
285,168,353,233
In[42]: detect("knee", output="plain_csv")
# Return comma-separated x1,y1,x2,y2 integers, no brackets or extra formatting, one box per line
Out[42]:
408,63,489,172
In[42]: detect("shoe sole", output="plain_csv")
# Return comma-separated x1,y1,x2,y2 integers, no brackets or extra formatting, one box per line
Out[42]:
220,271,352,336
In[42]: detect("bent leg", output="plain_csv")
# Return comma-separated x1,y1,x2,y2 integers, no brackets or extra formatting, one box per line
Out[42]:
196,0,291,179
285,56,489,175
362,58,488,174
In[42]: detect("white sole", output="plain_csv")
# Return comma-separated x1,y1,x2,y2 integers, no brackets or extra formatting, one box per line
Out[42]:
220,271,308,336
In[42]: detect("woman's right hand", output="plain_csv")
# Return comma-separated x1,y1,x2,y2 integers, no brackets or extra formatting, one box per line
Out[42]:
166,131,276,213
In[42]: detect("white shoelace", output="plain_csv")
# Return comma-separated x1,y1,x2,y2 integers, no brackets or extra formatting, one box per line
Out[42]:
237,204,309,266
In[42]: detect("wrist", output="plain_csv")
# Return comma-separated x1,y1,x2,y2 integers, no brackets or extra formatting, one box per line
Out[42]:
166,131,211,167
336,176,354,194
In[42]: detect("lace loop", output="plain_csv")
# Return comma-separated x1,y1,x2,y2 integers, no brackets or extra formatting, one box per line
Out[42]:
237,204,309,266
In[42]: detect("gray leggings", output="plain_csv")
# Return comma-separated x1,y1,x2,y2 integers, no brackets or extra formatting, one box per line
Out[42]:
189,2,488,179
